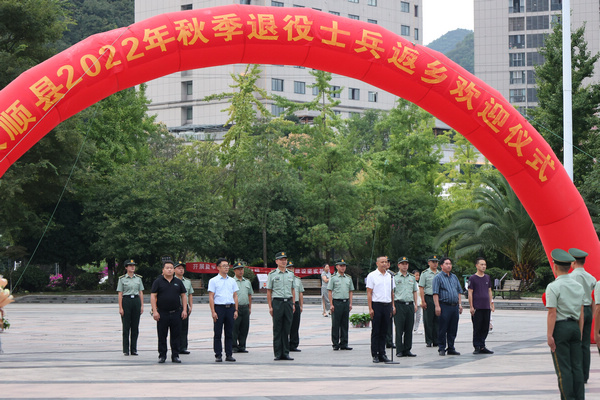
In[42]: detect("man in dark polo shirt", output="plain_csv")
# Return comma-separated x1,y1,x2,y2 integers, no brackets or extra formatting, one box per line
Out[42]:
432,257,463,356
151,260,188,364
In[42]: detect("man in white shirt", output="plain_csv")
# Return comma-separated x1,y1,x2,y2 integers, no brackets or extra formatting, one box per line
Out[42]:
367,256,396,363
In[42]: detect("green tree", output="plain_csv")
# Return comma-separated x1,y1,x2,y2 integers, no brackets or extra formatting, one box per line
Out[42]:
435,175,546,287
527,23,600,186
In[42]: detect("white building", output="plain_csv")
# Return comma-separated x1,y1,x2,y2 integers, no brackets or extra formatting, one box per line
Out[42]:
474,0,600,114
135,0,423,130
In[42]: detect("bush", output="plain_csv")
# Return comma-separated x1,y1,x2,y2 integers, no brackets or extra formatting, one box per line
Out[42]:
74,271,100,290
530,265,554,291
16,265,48,292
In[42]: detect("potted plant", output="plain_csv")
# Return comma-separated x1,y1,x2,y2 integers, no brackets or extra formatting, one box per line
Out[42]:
349,312,371,328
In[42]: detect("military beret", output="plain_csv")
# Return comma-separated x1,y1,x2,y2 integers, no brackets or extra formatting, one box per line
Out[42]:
124,259,136,266
568,248,588,259
335,259,347,266
428,255,439,262
551,249,575,266
233,262,245,270
398,256,409,264
275,251,288,260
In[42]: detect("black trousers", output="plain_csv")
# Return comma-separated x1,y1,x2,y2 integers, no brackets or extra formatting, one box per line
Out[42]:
180,310,190,351
157,308,182,359
289,301,301,350
551,320,584,400
471,308,491,349
121,296,141,353
582,305,593,382
394,302,415,354
438,303,459,352
423,295,438,346
233,304,250,351
371,302,392,357
331,299,350,348
272,298,293,358
214,304,235,357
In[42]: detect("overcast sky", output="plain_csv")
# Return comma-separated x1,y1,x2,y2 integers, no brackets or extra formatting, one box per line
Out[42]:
423,0,474,45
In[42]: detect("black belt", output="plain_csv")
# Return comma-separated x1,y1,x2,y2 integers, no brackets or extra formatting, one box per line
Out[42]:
372,301,392,305
274,298,293,302
215,304,235,308
395,301,413,305
557,318,577,323
584,305,592,308
159,308,180,314
425,294,433,298
333,298,349,302
238,304,249,308
441,302,458,306
124,295,139,298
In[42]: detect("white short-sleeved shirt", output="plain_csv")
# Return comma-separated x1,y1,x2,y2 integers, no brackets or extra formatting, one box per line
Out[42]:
208,275,238,305
366,269,395,303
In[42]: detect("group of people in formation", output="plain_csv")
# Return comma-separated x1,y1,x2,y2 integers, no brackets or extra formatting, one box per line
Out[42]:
117,249,600,396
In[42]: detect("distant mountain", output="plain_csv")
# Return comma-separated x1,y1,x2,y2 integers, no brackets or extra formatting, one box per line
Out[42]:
427,29,474,74
427,29,472,54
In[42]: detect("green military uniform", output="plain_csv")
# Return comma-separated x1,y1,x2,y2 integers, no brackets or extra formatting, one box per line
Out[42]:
393,265,418,356
546,249,585,400
328,261,354,350
289,270,304,351
568,248,597,383
419,256,440,347
117,261,144,355
267,252,295,359
233,263,254,353
179,272,194,353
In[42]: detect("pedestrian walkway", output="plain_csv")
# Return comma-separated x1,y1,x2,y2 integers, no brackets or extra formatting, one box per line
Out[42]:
1,302,598,399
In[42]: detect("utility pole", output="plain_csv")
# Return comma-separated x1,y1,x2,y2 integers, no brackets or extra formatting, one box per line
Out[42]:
563,0,573,181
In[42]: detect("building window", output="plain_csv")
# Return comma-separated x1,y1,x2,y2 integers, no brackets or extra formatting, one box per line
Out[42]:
294,65,305,69
509,35,525,49
368,19,377,24
550,0,561,10
526,0,549,12
181,4,192,10
348,0,359,3
272,78,284,92
527,33,547,48
527,70,536,84
329,11,340,15
333,110,341,115
294,81,306,94
239,0,251,4
348,14,359,20
183,80,193,96
527,52,545,66
509,17,525,31
183,106,192,123
349,88,360,100
368,0,377,5
509,0,524,13
271,1,284,6
293,4,304,7
551,14,561,27
526,15,549,30
401,25,410,36
509,71,526,84
368,91,378,102
527,88,538,102
272,105,285,117
312,86,319,96
414,28,419,41
414,5,419,17
401,1,410,12
331,85,341,98
510,89,526,103
509,53,525,67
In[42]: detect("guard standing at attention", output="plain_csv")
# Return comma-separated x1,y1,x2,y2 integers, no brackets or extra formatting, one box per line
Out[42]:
233,261,253,353
117,259,144,356
546,249,585,400
151,260,188,364
328,259,355,350
288,261,304,352
174,261,194,355
267,251,295,361
393,257,418,358
568,247,597,384
419,256,440,348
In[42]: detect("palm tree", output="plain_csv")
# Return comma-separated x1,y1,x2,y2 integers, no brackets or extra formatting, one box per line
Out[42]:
435,175,546,288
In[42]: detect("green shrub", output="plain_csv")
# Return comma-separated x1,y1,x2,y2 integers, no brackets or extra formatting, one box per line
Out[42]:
74,271,100,290
16,265,48,292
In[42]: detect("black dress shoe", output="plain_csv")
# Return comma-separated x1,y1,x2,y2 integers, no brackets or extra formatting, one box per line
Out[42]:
280,355,294,360
386,344,396,349
215,356,223,362
372,356,380,363
274,356,282,360
340,346,353,351
438,350,445,356
379,355,391,363
447,350,461,355
158,357,166,363
225,356,236,362
473,348,481,354
130,352,138,356
396,353,404,357
426,343,432,347
179,350,190,355
172,357,182,363
233,348,240,353
123,352,129,356
479,347,494,354
333,345,340,350
404,352,417,357
290,348,301,352
238,350,249,353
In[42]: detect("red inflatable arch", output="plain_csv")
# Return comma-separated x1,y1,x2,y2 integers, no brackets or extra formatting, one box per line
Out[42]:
0,5,598,280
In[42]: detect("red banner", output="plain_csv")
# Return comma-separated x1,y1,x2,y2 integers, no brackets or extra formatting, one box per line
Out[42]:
186,262,323,278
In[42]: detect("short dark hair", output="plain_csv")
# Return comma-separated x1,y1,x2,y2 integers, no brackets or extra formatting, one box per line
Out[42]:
439,257,452,265
554,262,571,271
475,257,485,265
412,269,420,275
216,257,229,266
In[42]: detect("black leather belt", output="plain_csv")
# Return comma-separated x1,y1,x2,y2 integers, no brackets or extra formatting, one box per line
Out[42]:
334,298,349,302
274,298,292,302
396,301,413,305
441,302,458,306
215,304,235,308
125,295,138,298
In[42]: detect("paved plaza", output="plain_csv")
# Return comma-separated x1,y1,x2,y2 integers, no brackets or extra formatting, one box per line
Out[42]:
1,299,598,399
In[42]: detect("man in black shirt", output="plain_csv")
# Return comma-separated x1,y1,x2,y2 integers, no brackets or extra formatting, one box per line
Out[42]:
151,260,188,363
